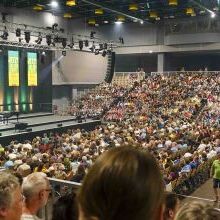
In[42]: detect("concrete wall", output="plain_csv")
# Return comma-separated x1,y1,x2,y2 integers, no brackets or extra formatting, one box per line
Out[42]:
52,50,108,84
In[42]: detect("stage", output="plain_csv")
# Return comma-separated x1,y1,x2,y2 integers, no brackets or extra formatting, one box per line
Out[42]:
0,112,101,145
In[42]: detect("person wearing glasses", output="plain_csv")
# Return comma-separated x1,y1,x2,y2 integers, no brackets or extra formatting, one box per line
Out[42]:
0,171,23,220
21,172,51,220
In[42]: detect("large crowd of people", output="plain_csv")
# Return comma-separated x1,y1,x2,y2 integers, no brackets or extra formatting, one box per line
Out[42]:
0,71,220,219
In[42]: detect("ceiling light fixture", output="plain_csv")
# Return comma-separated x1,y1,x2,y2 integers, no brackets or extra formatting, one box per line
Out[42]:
211,12,216,18
51,1,58,8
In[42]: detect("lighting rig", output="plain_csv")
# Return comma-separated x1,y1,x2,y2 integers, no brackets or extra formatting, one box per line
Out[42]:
0,18,120,55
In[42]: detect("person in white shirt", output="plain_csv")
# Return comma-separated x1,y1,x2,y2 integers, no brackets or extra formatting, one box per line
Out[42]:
21,172,51,220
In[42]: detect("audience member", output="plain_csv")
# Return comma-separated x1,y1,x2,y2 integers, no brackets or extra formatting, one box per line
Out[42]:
78,147,164,220
174,201,220,220
21,172,51,220
163,192,180,220
0,171,23,220
52,191,77,220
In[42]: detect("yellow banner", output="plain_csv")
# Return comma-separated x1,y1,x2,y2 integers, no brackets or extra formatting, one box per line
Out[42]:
28,52,38,86
8,50,19,86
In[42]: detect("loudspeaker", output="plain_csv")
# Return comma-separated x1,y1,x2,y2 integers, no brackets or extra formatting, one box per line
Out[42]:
57,123,63,127
15,123,28,131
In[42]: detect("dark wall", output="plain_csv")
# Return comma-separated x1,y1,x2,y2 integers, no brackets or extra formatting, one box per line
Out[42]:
115,53,157,72
165,53,220,71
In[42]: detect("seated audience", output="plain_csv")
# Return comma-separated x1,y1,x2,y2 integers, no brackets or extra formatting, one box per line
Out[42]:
78,147,164,220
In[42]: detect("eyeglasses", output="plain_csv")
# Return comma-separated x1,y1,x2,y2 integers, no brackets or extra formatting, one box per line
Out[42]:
44,188,52,193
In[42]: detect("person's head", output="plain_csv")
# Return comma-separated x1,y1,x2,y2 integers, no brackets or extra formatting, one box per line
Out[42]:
174,201,220,220
22,172,50,212
52,191,77,220
78,146,164,220
163,192,180,220
0,171,23,220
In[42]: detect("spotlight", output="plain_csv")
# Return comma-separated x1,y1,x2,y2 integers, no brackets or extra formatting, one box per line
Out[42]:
89,43,95,53
24,31,31,43
51,1,58,8
79,40,83,50
1,28,8,40
103,43,108,50
95,49,99,55
52,23,58,30
102,50,107,57
84,40,89,47
62,38,67,48
68,37,74,48
16,28,21,37
62,50,66,56
90,31,96,39
99,44,103,51
35,33,42,44
211,12,216,18
42,51,46,56
46,35,52,46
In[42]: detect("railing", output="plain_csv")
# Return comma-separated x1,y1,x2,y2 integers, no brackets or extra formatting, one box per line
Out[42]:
41,178,81,220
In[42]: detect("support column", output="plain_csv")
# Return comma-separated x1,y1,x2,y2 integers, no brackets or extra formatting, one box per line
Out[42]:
157,53,165,72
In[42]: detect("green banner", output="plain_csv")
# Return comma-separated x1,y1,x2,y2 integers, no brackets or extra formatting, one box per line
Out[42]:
27,52,38,86
8,50,19,86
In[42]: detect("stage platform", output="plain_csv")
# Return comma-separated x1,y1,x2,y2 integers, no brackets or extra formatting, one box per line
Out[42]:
0,113,101,145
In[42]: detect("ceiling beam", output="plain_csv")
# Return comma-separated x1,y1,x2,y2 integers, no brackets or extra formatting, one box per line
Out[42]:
81,0,145,23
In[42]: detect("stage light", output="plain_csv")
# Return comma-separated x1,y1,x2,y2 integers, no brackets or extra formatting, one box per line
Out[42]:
89,43,95,53
95,49,99,55
51,1,58,8
103,43,108,50
1,28,8,40
211,12,216,18
62,38,67,48
90,31,96,39
46,35,52,46
102,50,107,57
35,33,42,44
16,28,21,37
52,23,58,30
62,51,66,56
24,31,31,43
99,43,103,50
79,40,83,50
68,37,74,48
42,51,46,56
84,40,89,47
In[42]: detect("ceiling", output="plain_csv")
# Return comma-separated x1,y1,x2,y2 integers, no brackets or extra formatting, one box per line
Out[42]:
0,0,219,25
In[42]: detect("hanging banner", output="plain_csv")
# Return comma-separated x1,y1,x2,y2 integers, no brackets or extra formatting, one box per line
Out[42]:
27,52,38,86
8,50,19,86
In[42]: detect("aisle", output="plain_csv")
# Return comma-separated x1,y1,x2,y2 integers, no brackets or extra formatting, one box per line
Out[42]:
182,179,220,208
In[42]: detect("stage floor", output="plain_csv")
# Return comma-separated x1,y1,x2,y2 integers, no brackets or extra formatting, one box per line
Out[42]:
0,113,100,141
